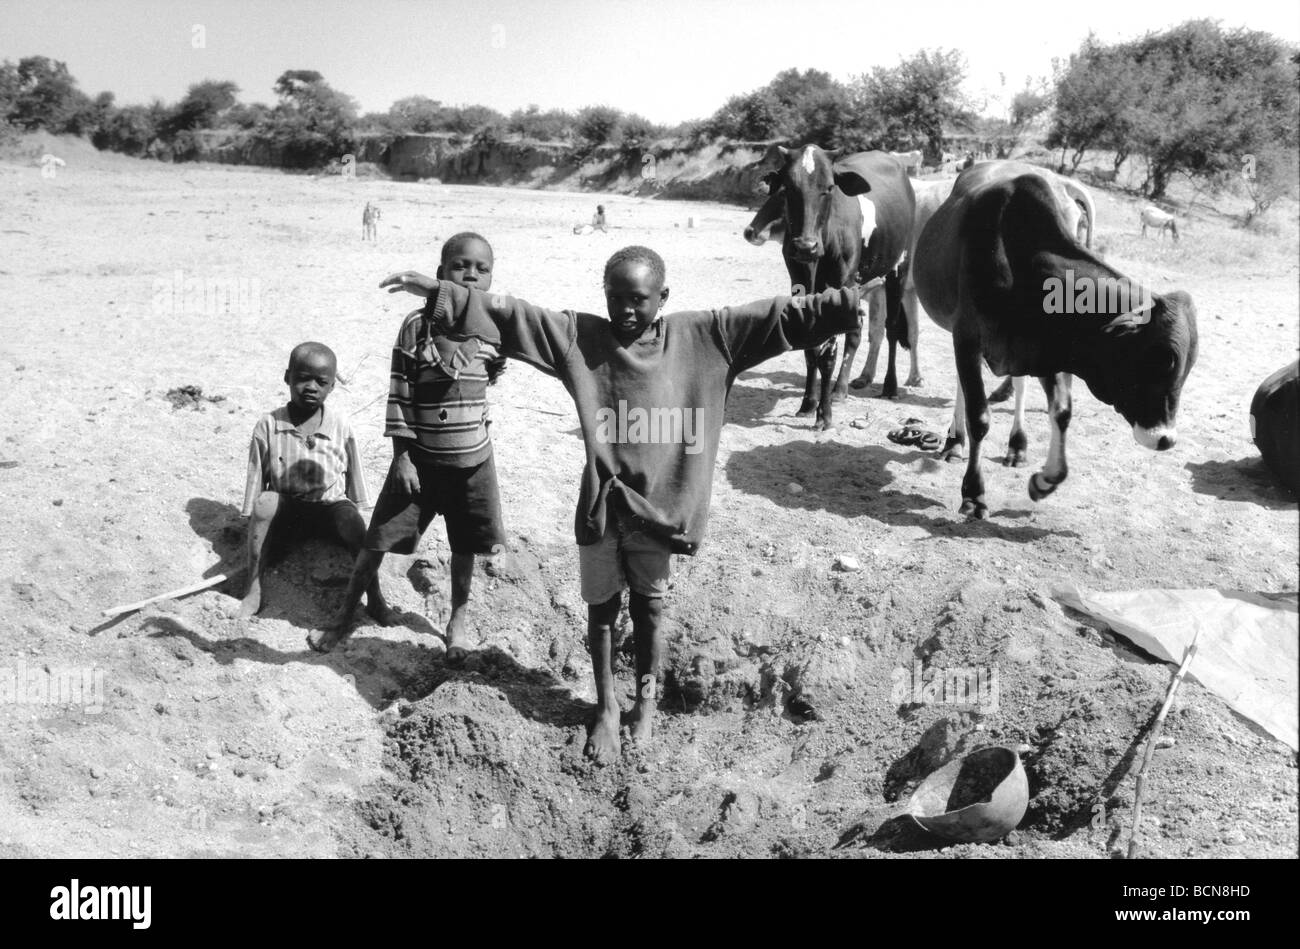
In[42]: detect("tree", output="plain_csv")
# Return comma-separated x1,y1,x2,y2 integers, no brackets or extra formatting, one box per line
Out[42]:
263,70,358,167
6,56,88,132
158,79,239,141
388,95,445,133
855,49,968,160
1049,21,1300,197
576,105,624,148
506,105,575,142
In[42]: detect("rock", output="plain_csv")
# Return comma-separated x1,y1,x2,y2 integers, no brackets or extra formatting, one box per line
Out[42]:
849,418,869,429
1156,736,1175,749
832,555,860,572
787,482,804,495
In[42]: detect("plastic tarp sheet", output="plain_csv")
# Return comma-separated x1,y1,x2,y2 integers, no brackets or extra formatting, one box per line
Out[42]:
1054,586,1298,751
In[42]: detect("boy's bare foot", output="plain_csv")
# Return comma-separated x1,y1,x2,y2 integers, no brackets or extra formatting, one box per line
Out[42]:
584,708,621,766
236,582,262,620
306,625,350,654
625,701,655,746
444,605,470,664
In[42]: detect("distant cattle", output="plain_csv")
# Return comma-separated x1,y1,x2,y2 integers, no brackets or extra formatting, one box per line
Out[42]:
913,160,1198,518
1140,205,1179,241
744,145,915,429
889,150,923,176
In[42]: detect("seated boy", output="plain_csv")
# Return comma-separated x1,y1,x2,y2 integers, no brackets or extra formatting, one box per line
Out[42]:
309,232,506,657
240,342,386,621
378,247,862,764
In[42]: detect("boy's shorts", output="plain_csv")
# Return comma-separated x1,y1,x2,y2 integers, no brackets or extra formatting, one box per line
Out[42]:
578,514,672,604
266,497,362,555
365,454,505,556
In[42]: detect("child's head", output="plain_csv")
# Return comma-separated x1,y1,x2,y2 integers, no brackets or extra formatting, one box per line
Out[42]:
283,342,337,411
603,245,668,339
596,205,605,214
437,231,494,291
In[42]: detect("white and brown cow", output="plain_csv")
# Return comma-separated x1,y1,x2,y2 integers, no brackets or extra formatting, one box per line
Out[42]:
743,145,915,429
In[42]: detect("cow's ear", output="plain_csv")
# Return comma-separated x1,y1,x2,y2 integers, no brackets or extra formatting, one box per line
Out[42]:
833,166,872,197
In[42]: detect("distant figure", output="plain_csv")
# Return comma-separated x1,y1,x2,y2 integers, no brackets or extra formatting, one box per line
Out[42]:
362,202,381,241
573,205,608,236
1140,205,1178,241
959,152,976,171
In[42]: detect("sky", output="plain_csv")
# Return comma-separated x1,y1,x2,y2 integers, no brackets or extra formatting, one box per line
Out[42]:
3,0,1298,123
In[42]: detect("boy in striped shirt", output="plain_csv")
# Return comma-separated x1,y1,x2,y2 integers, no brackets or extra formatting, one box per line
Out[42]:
240,342,381,621
309,233,506,656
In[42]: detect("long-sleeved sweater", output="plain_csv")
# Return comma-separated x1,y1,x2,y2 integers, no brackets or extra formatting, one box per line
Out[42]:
424,281,862,554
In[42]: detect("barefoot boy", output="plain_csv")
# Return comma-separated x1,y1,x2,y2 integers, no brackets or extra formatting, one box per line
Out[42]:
380,247,862,764
240,342,385,620
309,233,506,656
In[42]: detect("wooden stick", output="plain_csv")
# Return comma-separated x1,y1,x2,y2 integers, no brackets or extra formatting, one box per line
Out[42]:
1127,629,1202,859
101,573,229,618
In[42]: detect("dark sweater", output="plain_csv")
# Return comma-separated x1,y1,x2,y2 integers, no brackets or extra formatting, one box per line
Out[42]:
426,281,862,553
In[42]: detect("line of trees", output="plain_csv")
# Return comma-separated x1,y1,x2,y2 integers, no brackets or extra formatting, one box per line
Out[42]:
3,19,1296,216
1047,19,1299,210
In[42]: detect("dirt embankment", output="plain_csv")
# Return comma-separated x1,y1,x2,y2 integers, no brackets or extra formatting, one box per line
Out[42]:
180,130,774,204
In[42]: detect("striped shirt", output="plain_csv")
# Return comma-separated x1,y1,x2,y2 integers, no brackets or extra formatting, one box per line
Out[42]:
242,404,371,515
384,305,500,467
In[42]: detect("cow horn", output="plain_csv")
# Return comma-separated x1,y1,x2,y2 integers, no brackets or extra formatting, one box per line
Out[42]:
1101,299,1156,335
748,143,788,175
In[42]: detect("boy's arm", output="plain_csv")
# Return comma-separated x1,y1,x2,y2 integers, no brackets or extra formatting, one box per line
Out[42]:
240,421,270,516
714,286,862,374
382,273,575,376
383,313,420,444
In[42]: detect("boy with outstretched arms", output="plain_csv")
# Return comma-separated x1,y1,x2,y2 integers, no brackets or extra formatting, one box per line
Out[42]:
380,247,861,763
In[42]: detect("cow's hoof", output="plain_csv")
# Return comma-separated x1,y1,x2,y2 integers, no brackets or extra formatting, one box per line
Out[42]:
905,374,924,388
1003,448,1029,468
880,383,899,400
939,439,965,463
814,419,834,432
849,377,872,390
958,498,988,519
1028,472,1060,502
795,402,817,418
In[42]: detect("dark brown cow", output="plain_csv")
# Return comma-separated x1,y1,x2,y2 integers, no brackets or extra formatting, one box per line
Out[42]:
743,145,915,429
914,162,1198,518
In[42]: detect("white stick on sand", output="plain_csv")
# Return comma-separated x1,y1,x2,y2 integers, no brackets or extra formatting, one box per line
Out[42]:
101,574,229,618
1127,629,1202,859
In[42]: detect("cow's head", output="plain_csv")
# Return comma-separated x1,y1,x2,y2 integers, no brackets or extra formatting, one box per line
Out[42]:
1091,290,1199,451
743,185,785,246
749,144,867,264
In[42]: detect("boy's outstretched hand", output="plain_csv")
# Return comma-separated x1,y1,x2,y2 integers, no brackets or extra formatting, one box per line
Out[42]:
380,271,438,297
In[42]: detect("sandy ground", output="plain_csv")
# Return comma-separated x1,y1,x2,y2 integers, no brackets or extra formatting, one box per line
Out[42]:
0,145,1296,858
